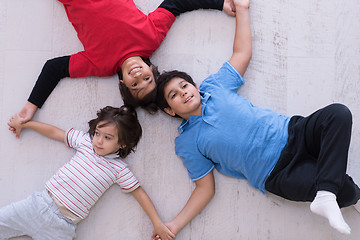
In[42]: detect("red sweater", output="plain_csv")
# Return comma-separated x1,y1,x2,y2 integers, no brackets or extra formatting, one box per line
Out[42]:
60,0,175,78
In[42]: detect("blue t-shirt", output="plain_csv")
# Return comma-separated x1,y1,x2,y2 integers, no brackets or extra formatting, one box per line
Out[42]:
175,61,291,193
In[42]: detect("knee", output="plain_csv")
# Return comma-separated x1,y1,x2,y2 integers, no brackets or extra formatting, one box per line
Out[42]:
329,103,352,125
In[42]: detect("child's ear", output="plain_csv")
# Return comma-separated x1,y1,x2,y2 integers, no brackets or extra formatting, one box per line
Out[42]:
164,107,176,117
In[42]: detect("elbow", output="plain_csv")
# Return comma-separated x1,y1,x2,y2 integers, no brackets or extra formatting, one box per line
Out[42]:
41,57,70,78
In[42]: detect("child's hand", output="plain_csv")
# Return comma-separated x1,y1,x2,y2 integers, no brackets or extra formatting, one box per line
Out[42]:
8,114,25,138
19,101,38,123
223,0,236,17
164,222,180,236
8,102,38,134
151,222,175,240
151,221,180,240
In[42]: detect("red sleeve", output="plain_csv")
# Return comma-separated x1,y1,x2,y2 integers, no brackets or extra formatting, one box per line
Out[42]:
69,51,103,78
148,8,176,44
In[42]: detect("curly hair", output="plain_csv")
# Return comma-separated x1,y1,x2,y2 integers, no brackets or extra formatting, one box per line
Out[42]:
88,106,142,158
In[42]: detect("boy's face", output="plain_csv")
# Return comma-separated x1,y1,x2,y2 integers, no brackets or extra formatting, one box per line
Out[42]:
163,77,202,120
92,121,124,156
120,57,155,100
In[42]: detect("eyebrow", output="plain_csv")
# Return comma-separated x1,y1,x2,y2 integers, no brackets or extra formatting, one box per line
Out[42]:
167,89,174,99
167,80,185,99
96,127,115,137
134,77,153,99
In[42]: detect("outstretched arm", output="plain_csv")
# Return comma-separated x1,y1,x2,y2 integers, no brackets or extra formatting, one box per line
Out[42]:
159,0,235,17
161,171,215,236
8,114,65,141
28,56,71,109
131,186,175,240
229,0,251,76
12,56,71,125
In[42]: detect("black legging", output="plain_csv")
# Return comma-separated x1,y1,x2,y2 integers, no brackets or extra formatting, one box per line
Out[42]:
265,103,360,208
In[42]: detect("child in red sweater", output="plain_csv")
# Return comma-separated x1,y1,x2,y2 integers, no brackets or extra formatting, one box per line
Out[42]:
13,0,236,126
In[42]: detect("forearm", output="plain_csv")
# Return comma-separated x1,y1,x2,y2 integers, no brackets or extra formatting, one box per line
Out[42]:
159,0,224,17
173,187,214,231
28,56,70,108
22,121,65,142
233,7,251,60
132,187,163,227
229,2,252,76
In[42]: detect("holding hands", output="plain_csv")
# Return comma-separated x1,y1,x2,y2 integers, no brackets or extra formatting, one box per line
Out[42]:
152,221,179,240
223,0,250,16
8,114,25,138
151,223,176,240
8,102,38,137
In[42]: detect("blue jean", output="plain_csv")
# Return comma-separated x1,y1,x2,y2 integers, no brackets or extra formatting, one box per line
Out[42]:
0,190,76,240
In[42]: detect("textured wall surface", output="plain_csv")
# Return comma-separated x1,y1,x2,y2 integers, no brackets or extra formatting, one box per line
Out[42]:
1,0,360,239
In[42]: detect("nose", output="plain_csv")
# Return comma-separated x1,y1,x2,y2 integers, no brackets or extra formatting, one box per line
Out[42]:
134,71,142,78
96,136,103,145
180,89,187,96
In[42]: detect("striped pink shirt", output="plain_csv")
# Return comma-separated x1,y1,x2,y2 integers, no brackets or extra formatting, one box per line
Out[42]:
45,128,140,219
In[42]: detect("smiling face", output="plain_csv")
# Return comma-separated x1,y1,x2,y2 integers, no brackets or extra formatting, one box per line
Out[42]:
92,121,123,156
163,77,202,120
120,57,156,100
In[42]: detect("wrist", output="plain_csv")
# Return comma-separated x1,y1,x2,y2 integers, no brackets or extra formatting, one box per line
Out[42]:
169,219,182,235
21,121,32,129
236,6,249,12
151,216,164,228
26,101,38,111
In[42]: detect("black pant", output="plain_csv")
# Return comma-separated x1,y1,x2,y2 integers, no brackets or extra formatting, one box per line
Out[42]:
265,103,360,208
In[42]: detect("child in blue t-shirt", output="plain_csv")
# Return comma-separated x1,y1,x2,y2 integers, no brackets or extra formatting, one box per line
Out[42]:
154,0,360,236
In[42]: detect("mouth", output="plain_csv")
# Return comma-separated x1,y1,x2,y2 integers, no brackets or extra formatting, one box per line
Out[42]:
184,96,193,103
94,146,103,151
129,66,141,75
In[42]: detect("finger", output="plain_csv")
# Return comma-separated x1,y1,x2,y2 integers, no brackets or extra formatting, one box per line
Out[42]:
151,233,159,240
169,231,175,238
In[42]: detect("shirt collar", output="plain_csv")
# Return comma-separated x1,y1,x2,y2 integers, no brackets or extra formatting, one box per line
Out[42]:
177,92,211,134
103,153,120,160
92,149,120,160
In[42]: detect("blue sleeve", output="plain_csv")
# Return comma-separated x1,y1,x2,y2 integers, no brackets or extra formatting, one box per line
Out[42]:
175,136,214,181
200,61,244,93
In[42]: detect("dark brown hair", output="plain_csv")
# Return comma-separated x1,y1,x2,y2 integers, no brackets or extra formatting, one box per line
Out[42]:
118,57,160,114
155,70,196,118
88,106,142,158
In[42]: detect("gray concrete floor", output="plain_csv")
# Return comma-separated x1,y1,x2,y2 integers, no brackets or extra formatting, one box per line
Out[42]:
1,0,360,239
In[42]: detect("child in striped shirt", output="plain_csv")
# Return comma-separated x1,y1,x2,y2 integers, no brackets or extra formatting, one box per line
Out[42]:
3,106,175,240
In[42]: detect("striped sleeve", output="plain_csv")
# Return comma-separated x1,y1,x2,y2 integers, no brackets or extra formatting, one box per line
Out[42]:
114,161,140,193
65,128,87,149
